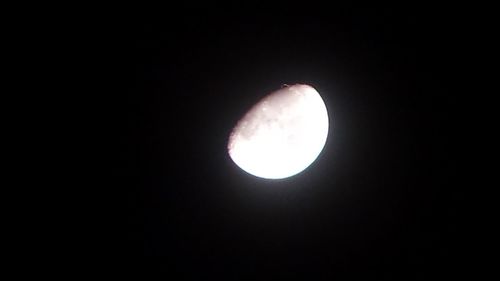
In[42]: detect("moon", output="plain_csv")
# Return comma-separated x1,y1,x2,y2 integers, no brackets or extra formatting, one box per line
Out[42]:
227,84,329,179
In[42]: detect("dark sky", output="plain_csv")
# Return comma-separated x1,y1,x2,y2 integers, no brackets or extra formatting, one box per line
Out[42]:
119,6,465,279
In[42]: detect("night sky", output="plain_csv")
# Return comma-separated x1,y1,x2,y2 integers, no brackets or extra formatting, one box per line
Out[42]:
118,6,465,279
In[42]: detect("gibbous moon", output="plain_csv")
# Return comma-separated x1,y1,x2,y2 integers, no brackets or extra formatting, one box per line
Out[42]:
228,84,329,179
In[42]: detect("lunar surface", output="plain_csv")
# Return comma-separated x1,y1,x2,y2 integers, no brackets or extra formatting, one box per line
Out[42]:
227,84,329,179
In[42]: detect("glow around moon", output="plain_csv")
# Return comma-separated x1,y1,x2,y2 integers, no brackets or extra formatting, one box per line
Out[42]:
228,84,329,179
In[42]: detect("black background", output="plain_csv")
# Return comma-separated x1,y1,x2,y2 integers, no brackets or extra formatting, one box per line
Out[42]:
117,5,466,279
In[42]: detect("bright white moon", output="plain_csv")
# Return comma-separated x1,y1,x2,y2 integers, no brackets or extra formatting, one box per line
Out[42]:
228,84,329,179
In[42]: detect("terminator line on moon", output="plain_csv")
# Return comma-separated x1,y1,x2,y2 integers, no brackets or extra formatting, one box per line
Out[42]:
227,84,329,179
